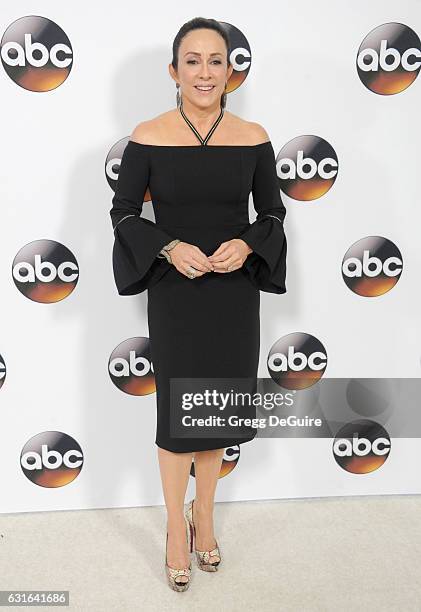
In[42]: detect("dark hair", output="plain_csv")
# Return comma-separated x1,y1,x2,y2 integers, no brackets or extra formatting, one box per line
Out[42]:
171,17,231,70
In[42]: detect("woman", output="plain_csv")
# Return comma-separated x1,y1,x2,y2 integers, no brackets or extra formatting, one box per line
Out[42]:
109,17,287,591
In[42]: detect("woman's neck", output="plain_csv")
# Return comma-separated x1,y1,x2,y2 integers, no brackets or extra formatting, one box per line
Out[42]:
179,99,222,129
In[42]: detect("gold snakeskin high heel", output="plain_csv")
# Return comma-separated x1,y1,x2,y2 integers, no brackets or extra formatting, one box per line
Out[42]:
165,516,193,592
185,498,221,571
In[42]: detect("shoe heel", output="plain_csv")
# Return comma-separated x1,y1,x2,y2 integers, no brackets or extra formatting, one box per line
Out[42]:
164,519,193,592
188,521,194,553
184,498,221,572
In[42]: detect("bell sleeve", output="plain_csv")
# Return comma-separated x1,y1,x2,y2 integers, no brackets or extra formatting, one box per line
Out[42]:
237,141,287,294
109,141,176,296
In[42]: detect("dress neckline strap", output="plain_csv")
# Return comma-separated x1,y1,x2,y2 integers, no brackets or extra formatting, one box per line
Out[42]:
179,102,224,146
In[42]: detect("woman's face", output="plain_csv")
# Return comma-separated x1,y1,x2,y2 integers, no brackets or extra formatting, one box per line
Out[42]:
170,28,233,109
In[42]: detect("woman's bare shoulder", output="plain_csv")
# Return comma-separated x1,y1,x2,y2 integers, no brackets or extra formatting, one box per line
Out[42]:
130,111,175,145
130,110,270,146
247,121,270,144
223,111,270,145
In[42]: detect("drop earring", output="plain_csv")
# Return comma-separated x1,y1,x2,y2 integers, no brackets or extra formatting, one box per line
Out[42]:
221,82,228,109
176,83,181,109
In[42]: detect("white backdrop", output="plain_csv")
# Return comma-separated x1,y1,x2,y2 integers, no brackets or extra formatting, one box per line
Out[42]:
1,1,420,514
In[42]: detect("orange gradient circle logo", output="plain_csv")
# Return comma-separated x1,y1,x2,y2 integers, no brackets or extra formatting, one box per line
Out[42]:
20,431,83,487
342,236,403,296
219,22,251,93
109,337,156,396
357,22,421,95
276,136,338,201
106,137,152,202
190,445,240,479
12,239,79,303
1,15,73,91
333,420,391,473
268,332,328,390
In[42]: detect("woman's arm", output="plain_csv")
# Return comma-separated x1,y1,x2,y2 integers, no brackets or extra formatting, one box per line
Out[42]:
236,134,287,294
109,138,176,295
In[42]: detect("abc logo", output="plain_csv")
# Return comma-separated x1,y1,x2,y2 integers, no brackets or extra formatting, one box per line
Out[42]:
1,16,73,91
268,332,328,390
357,22,421,94
219,22,251,92
106,138,152,202
12,239,79,303
20,431,83,487
276,135,338,201
342,236,403,296
109,337,156,395
333,420,391,473
190,445,240,479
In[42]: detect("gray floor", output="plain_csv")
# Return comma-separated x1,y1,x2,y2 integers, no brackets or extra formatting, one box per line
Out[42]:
1,495,420,611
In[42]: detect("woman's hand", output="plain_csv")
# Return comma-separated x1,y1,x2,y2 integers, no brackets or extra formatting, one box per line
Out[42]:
170,241,215,278
208,239,253,273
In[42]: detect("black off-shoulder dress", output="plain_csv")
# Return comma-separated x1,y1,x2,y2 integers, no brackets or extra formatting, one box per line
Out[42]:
109,112,287,453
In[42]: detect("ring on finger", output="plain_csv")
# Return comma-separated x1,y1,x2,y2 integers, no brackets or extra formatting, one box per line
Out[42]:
187,265,197,279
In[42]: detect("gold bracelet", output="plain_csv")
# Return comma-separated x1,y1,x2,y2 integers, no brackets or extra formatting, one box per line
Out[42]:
157,239,181,263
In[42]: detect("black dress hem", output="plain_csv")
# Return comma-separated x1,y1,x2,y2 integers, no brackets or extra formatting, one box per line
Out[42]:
154,434,257,453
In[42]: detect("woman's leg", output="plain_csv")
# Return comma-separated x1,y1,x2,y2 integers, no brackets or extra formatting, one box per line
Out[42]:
192,448,225,559
158,447,193,579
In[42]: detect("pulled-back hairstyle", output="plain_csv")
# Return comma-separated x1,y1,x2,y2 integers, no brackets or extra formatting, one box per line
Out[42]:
171,17,231,70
